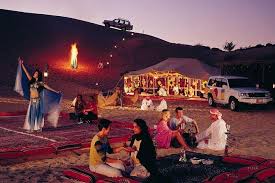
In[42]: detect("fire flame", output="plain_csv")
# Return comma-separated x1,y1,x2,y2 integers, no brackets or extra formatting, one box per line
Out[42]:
70,43,78,69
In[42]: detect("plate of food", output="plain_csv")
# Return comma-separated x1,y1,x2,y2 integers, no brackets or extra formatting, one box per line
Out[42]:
202,159,214,165
190,157,202,165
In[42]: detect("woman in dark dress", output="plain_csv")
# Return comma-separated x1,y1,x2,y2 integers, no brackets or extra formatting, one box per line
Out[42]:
128,119,160,182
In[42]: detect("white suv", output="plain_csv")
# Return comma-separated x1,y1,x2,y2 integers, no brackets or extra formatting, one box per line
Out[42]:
206,76,272,111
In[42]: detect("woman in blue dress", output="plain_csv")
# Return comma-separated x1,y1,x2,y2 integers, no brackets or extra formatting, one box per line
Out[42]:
19,59,60,132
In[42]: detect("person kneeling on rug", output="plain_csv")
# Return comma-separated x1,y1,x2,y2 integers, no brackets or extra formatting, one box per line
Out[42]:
195,109,228,151
89,119,134,177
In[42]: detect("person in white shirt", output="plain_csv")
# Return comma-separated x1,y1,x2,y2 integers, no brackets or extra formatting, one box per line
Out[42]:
141,96,154,110
156,98,167,112
196,109,228,151
157,86,167,96
169,107,199,148
173,85,180,95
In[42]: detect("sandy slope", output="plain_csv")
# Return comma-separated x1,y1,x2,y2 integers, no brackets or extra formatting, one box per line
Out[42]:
0,97,275,182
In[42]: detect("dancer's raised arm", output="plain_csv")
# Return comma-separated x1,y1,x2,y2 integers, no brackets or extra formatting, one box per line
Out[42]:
18,57,32,81
44,84,60,94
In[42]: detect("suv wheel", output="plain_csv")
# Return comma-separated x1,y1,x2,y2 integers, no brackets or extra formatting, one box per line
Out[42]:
229,97,239,111
208,95,216,107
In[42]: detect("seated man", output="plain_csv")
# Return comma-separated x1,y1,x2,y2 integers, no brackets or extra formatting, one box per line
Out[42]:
195,109,228,151
169,107,199,148
140,96,154,110
156,98,168,112
169,107,199,132
89,119,133,177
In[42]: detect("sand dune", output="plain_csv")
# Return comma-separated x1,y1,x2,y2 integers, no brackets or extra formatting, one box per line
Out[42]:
0,97,275,182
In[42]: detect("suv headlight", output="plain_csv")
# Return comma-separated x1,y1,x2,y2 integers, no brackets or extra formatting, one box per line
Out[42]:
265,92,271,97
239,93,249,97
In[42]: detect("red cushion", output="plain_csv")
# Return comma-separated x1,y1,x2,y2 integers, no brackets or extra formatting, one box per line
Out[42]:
204,171,238,183
63,166,98,183
205,165,275,183
64,166,141,183
22,146,55,156
0,150,24,159
222,155,267,166
260,159,275,167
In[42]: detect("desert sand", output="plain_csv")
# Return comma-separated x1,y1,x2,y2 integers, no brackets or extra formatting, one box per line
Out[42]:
0,96,275,182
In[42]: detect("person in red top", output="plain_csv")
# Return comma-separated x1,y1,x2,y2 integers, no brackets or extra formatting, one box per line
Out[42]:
83,95,98,123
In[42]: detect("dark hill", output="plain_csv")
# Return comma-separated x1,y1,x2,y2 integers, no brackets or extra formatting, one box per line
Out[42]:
0,9,274,98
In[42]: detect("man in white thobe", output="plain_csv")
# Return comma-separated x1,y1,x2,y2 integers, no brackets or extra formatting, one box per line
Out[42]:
196,109,228,151
156,99,168,112
140,96,154,110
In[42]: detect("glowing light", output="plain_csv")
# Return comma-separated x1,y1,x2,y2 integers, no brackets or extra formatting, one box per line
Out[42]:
273,83,275,89
114,45,117,48
70,43,78,69
98,62,104,69
131,33,134,36
106,62,110,65
110,54,113,58
122,38,125,41
95,82,99,86
43,71,48,78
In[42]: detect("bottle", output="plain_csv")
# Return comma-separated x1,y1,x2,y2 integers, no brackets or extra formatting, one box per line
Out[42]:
179,149,187,162
183,149,187,162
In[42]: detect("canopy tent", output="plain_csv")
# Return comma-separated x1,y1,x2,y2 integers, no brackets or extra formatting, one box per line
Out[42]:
125,58,220,80
124,58,220,97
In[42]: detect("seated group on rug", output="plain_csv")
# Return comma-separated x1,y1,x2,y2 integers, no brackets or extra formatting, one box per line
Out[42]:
140,96,167,112
70,94,98,124
89,118,163,182
155,107,228,151
88,108,228,180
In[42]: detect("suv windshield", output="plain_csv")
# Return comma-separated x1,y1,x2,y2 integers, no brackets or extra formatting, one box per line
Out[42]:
228,79,255,88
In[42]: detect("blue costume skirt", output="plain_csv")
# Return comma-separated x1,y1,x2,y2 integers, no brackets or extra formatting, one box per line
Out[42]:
24,98,44,131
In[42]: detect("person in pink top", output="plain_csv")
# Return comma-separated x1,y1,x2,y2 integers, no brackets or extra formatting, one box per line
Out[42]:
155,109,190,150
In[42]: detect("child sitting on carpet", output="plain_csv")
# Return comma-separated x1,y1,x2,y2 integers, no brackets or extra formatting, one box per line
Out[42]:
89,119,134,177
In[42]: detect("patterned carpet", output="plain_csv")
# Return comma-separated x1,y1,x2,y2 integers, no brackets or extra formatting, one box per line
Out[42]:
157,152,244,183
0,115,133,150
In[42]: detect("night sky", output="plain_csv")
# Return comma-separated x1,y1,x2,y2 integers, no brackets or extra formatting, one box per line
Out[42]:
1,0,275,49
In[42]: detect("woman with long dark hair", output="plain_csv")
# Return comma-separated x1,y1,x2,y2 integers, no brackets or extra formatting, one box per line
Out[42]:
16,58,61,132
128,118,158,181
